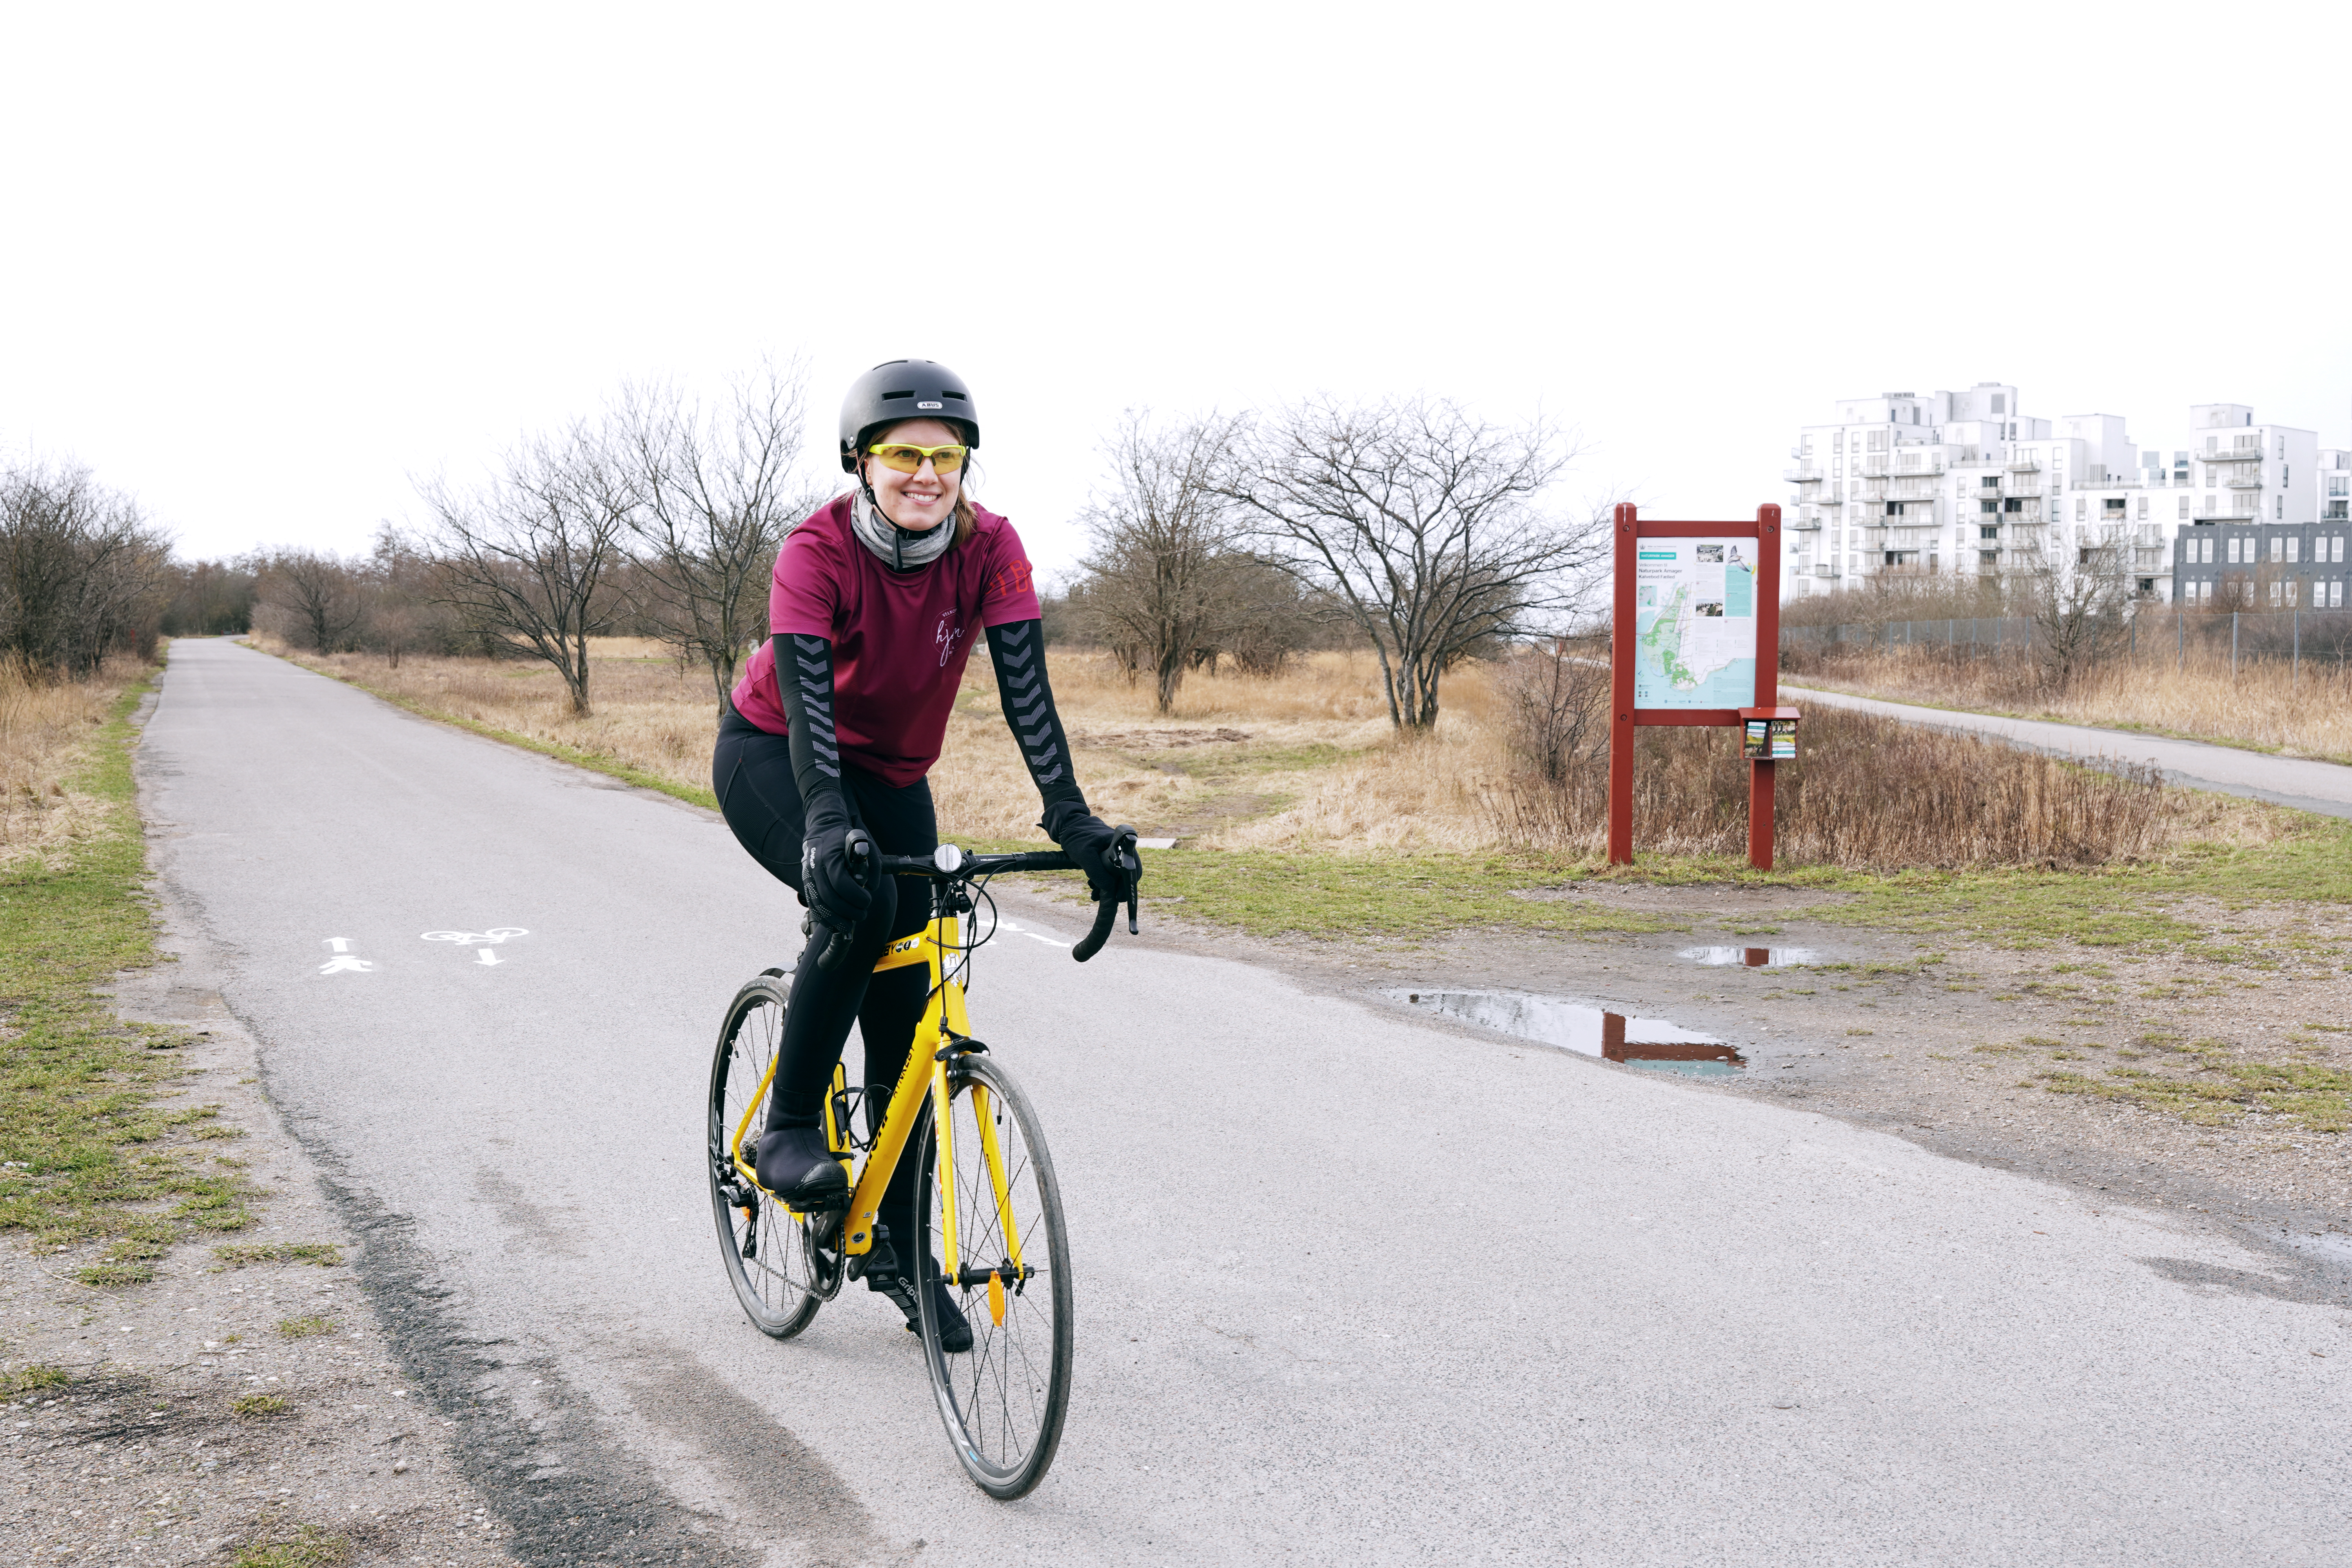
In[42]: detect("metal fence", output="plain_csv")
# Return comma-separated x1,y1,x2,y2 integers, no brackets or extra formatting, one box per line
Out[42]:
1782,608,2352,677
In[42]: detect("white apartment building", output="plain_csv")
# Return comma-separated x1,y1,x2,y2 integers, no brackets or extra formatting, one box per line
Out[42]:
1781,388,2326,603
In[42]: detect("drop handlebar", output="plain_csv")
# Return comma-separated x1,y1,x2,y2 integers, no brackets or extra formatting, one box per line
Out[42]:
812,826,1141,969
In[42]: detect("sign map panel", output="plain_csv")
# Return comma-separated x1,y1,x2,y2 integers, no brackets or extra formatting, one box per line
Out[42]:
1632,537,1758,710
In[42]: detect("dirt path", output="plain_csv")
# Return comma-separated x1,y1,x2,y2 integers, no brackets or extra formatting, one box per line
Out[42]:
1078,878,2352,1307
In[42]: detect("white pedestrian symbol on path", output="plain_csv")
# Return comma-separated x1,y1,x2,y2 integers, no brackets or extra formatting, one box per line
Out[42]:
423,928,529,969
319,937,375,975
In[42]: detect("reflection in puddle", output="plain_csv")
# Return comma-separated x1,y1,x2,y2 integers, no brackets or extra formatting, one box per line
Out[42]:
1395,990,1745,1077
1680,946,1819,968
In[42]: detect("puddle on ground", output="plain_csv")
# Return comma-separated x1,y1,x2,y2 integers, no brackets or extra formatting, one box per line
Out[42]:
1680,946,1820,968
1395,990,1745,1077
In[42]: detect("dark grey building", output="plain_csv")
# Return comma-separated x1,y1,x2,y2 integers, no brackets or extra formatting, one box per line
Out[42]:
2171,521,2349,608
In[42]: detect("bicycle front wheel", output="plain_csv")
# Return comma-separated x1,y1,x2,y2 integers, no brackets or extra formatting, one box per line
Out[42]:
916,1052,1073,1499
707,973,836,1338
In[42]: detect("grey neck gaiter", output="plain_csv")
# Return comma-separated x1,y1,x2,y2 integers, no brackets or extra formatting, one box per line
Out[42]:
851,486,954,572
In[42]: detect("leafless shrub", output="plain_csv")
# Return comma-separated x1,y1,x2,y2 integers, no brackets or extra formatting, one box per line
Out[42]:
417,423,637,716
256,550,365,653
0,459,171,677
159,556,260,637
1497,706,2194,869
1221,396,1603,730
1497,635,1609,784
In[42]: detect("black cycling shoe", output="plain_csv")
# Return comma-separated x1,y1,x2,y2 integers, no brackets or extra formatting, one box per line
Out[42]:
752,1125,848,1207
870,1268,975,1353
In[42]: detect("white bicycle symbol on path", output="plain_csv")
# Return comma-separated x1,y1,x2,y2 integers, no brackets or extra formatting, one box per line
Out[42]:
422,928,530,967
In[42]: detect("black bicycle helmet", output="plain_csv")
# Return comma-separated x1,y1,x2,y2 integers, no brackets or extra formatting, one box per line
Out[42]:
837,359,979,472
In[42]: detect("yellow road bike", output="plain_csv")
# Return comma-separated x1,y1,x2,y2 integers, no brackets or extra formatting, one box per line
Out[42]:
705,830,1139,1499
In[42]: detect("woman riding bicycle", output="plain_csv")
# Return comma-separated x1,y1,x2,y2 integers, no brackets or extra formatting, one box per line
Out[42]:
712,358,1127,1349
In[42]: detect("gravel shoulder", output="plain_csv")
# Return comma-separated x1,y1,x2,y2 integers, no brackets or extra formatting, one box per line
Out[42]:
3,894,521,1568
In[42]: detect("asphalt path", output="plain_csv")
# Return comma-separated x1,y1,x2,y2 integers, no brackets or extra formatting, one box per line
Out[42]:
1788,683,2352,820
139,639,2351,1566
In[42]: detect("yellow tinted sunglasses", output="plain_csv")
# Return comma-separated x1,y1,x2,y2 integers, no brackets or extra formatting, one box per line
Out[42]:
867,442,969,474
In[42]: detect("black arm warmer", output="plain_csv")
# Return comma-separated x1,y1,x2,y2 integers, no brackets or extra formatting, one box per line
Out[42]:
771,632,848,826
985,619,1090,837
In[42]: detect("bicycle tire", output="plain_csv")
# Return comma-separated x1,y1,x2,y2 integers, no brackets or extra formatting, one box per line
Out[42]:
707,973,838,1338
914,1052,1073,1499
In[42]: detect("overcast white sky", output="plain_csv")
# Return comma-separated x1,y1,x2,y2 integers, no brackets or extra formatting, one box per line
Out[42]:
4,2,2347,577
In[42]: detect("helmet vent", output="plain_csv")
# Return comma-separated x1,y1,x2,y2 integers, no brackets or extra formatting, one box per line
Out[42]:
941,390,968,400
880,390,914,400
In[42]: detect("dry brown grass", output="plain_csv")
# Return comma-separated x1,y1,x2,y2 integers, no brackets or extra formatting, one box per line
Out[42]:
1788,643,2352,764
1495,707,2288,868
267,635,2293,872
0,661,135,871
266,636,726,792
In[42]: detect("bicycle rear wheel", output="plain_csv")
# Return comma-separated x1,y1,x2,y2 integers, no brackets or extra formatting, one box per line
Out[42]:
708,973,839,1338
915,1052,1073,1499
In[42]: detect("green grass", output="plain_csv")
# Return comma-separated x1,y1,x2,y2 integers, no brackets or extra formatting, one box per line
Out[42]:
1,1362,70,1396
2037,1056,2352,1133
276,1314,332,1338
216,1242,342,1269
230,1392,292,1418
0,667,256,1284
230,1527,352,1568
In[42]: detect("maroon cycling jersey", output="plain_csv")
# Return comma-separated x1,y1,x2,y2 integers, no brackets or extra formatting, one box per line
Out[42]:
730,494,1042,786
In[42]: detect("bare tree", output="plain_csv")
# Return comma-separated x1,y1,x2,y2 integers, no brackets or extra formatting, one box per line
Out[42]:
615,361,825,714
2024,531,2131,690
259,549,365,652
1073,411,1249,713
419,423,637,716
1222,396,1602,729
0,459,171,677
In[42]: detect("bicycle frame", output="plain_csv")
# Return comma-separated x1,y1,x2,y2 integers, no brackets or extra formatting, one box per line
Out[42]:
727,911,1027,1278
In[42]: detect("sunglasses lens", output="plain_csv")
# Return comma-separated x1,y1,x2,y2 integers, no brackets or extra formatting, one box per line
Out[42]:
871,445,965,474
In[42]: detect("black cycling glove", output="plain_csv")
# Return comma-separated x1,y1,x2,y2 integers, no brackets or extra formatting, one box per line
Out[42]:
987,619,1136,903
773,632,870,934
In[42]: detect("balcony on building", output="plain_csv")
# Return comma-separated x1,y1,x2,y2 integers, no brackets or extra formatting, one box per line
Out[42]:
1783,466,1826,484
1789,515,1823,531
1999,474,2042,498
2005,456,2041,472
2224,472,2264,489
1857,459,1891,479
1811,565,1841,579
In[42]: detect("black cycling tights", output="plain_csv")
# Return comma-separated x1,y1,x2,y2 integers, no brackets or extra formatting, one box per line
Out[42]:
713,709,937,1259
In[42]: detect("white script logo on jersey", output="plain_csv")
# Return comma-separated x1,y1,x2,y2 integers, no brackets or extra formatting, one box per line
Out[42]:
935,612,966,668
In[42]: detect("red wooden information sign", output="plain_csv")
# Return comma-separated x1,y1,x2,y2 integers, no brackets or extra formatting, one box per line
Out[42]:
1606,502,1796,869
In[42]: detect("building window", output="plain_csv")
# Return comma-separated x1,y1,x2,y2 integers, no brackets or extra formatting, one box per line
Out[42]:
2075,498,2087,521
1980,524,2000,540
2178,495,2190,518
2270,581,2283,606
2287,537,2299,563
2272,537,2285,563
2277,495,2285,519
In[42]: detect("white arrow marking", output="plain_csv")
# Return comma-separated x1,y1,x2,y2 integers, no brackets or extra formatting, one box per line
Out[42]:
319,956,376,975
324,938,351,953
422,928,530,947
993,918,1073,949
475,949,504,967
